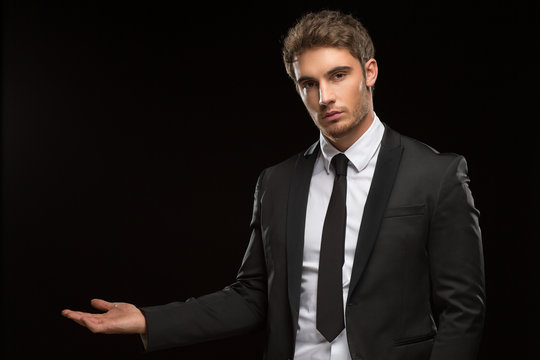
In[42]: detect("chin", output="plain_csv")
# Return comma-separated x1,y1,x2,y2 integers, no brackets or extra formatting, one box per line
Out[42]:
324,121,354,139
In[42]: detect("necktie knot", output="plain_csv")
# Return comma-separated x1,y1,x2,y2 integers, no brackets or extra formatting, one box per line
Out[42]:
331,153,349,177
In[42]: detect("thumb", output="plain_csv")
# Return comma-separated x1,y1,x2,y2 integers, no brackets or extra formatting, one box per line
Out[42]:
90,298,114,312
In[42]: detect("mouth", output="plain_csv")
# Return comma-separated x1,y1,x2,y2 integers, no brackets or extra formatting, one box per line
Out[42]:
323,110,343,121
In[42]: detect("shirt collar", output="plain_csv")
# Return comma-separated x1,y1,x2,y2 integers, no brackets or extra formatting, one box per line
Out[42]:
319,113,385,175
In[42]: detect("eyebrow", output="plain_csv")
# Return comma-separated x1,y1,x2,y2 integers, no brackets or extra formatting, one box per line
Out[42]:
297,65,353,84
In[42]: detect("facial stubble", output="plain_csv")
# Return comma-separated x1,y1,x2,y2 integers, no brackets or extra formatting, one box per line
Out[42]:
319,87,371,142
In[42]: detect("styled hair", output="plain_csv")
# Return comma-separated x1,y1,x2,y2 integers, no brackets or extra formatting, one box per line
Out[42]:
282,10,375,83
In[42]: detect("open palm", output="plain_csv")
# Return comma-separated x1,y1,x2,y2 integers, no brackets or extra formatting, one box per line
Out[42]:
62,298,146,334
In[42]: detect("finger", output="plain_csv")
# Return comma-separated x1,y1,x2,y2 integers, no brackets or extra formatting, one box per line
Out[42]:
62,309,89,321
62,310,93,328
90,298,114,312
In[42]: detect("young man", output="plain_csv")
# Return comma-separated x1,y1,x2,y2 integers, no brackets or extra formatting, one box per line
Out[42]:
63,10,485,360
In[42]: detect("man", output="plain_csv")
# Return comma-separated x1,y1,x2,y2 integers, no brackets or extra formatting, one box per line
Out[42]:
62,10,485,360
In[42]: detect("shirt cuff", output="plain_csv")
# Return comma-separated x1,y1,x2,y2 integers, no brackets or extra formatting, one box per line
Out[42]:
139,333,148,350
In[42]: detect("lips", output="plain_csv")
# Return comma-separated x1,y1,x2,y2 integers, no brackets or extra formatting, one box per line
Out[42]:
323,110,343,121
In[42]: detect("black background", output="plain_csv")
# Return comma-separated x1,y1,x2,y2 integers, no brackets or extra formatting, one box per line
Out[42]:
3,1,539,359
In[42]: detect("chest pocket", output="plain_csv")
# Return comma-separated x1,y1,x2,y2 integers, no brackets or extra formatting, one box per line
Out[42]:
384,204,426,218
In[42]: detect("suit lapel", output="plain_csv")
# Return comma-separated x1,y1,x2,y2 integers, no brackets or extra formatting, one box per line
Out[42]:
348,126,403,300
286,141,319,329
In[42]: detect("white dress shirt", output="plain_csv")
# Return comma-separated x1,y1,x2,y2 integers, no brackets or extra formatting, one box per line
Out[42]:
294,114,385,359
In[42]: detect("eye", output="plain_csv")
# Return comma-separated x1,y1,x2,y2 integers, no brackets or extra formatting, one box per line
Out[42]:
332,72,347,81
303,81,317,89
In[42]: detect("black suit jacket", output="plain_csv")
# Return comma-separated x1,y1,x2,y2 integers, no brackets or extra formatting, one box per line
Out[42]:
141,125,486,360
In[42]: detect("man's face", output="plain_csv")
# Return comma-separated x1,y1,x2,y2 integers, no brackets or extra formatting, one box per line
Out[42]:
293,47,377,149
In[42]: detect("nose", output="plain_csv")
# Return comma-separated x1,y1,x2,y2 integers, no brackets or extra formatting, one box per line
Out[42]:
318,82,335,107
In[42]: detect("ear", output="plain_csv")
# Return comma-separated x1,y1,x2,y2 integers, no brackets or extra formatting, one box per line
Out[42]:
364,58,378,88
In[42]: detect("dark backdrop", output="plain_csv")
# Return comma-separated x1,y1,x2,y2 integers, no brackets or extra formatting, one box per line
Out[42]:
3,1,538,359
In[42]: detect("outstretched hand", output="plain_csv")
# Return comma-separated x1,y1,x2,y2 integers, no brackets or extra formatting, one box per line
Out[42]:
62,299,147,334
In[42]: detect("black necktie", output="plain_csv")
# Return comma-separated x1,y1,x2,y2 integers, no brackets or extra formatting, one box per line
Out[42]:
317,153,349,342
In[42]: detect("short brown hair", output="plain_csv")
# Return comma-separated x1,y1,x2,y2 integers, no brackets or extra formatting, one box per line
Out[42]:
282,10,375,82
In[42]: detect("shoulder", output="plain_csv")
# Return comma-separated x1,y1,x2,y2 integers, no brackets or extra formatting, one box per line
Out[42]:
384,126,470,191
388,126,465,171
255,141,318,190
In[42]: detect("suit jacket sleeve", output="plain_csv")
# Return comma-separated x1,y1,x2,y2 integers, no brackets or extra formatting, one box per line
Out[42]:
429,156,486,360
139,171,268,352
